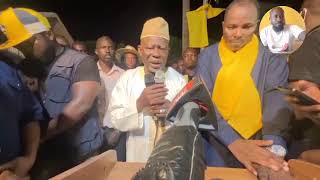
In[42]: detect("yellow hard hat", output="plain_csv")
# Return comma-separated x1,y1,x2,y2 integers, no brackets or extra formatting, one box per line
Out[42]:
0,7,50,50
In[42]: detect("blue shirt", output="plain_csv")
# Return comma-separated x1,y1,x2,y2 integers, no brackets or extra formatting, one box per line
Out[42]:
0,60,43,164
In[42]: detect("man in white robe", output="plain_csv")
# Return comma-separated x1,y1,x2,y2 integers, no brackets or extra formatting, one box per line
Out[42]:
107,17,187,162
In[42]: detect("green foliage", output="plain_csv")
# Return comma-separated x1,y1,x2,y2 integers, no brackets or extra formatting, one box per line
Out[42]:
168,35,182,64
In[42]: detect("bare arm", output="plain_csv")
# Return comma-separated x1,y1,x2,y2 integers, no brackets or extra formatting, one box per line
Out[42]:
46,81,100,139
22,121,40,166
0,121,40,177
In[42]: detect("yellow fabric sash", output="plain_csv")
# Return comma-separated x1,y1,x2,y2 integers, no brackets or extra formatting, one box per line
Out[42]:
212,35,262,139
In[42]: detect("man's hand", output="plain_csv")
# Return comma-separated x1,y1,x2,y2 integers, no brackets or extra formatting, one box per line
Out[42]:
285,95,320,126
0,156,33,177
0,171,19,180
228,139,288,175
0,170,29,180
150,99,171,118
136,84,168,112
286,80,320,126
300,149,320,165
253,164,293,180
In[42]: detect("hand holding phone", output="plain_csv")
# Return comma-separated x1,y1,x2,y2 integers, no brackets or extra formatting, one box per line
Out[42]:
276,86,320,106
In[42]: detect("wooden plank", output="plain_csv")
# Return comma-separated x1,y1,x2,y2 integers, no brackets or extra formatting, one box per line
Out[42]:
289,159,320,180
107,162,257,180
51,150,257,180
106,162,145,180
50,150,117,180
206,167,257,180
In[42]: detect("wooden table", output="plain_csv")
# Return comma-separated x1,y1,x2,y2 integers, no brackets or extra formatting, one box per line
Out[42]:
107,162,257,180
51,150,257,180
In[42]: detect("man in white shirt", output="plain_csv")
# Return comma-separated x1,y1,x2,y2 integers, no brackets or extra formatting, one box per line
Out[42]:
260,7,305,54
95,36,125,125
108,17,187,162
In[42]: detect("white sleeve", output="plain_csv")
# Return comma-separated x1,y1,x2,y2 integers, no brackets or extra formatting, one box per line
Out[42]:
107,74,144,132
290,25,305,39
175,77,187,97
165,69,188,101
259,27,268,46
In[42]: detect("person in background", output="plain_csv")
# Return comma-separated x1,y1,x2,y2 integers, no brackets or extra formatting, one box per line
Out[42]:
285,0,320,164
169,61,178,71
116,45,140,70
182,47,199,81
55,34,70,47
72,41,88,54
95,36,126,161
176,57,185,74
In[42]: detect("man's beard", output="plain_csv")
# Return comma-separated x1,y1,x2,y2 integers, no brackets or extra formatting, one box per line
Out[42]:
39,42,57,66
186,63,196,70
273,24,284,32
101,58,114,67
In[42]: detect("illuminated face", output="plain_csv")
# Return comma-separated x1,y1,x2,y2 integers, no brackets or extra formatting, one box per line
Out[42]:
270,8,285,32
183,49,198,69
124,52,138,69
16,33,55,63
223,4,258,52
139,36,169,74
95,39,115,63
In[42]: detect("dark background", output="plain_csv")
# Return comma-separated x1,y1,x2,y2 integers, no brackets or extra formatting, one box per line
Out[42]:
0,0,303,46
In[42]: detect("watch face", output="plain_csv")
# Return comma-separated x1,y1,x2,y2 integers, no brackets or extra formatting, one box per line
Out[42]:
267,145,287,157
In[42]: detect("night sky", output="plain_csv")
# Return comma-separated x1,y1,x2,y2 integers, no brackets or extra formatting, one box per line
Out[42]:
1,0,303,46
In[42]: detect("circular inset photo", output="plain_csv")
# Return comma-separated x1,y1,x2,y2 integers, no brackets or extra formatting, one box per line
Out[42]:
259,6,306,54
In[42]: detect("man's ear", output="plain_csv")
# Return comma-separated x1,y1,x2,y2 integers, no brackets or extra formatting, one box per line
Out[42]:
44,30,55,40
95,49,98,55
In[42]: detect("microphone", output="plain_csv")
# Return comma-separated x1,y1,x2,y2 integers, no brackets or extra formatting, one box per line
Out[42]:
154,68,166,127
154,69,165,84
144,69,166,127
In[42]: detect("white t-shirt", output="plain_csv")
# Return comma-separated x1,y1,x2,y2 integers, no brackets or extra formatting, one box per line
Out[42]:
260,24,304,54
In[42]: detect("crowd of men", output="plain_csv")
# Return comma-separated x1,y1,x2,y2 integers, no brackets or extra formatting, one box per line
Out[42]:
0,0,320,179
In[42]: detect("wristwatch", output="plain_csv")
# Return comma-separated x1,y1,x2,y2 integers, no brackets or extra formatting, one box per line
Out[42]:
266,145,287,157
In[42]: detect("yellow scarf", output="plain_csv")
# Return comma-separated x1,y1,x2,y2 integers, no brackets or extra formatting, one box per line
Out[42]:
212,35,262,139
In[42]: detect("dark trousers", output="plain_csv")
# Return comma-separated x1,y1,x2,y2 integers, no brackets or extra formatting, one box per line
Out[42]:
287,119,320,160
30,140,100,180
100,127,126,162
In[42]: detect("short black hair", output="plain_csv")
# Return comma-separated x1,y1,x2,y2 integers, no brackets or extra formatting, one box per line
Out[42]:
95,35,114,49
